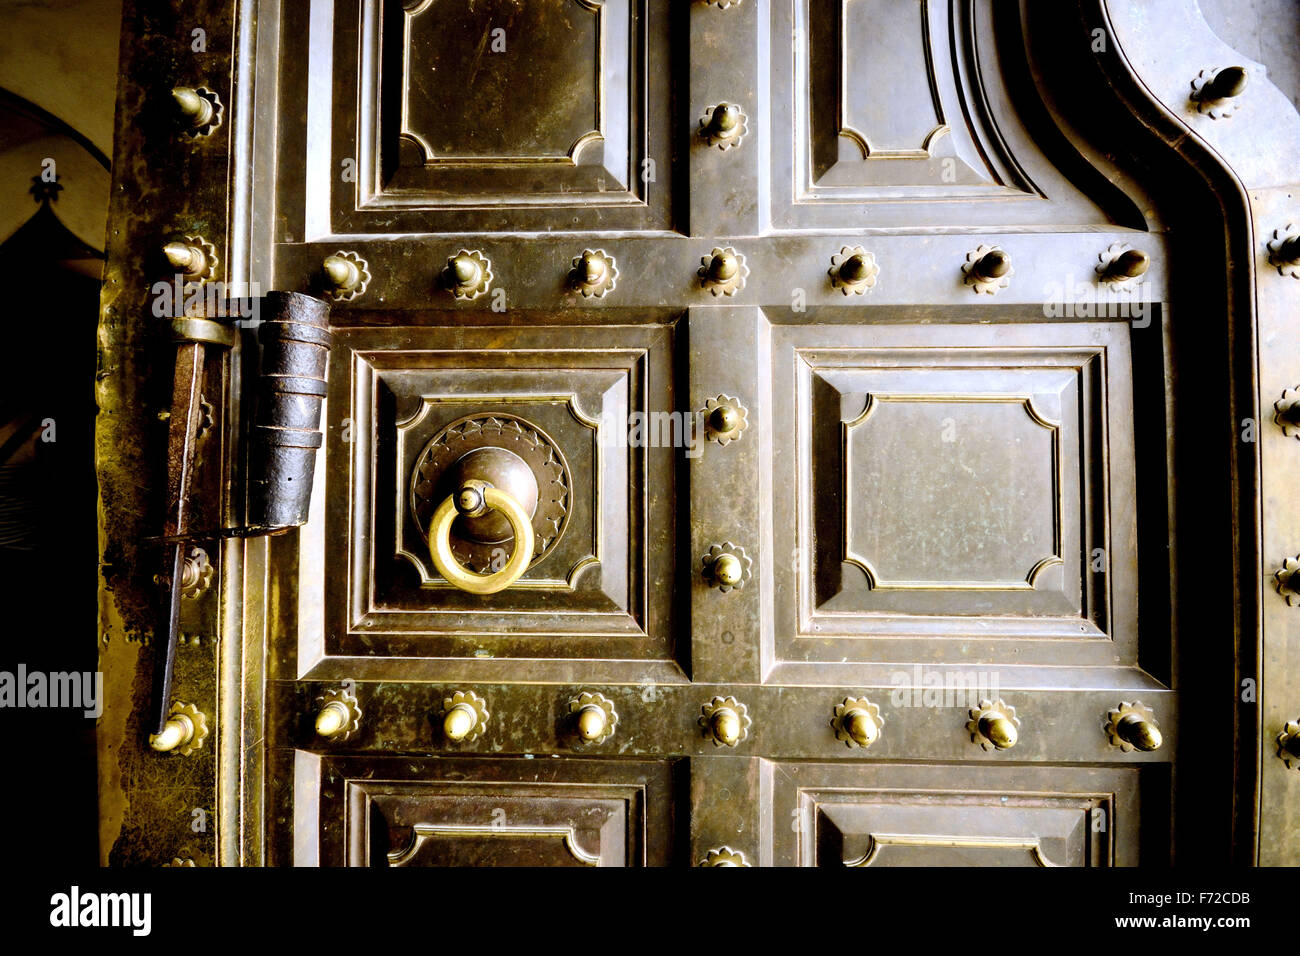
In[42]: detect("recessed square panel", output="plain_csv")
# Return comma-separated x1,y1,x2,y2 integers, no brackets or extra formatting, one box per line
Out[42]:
295,323,682,679
770,322,1138,667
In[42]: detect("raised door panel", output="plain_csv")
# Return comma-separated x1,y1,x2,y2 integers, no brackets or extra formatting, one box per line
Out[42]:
274,0,675,238
279,321,686,684
287,753,676,866
770,762,1151,866
770,319,1139,672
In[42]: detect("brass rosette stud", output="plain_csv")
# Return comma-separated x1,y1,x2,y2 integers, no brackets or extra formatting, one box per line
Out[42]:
1104,700,1163,753
962,244,1012,295
699,103,747,150
179,546,213,599
1277,720,1300,770
320,251,371,302
1275,556,1300,606
1190,66,1248,119
441,689,490,742
702,542,752,593
442,249,493,300
172,86,223,137
699,695,751,747
568,249,618,298
1095,241,1150,289
162,235,218,283
568,691,618,744
1266,223,1300,279
699,846,750,867
699,247,748,296
832,697,884,749
315,686,362,741
829,246,879,295
149,701,209,756
701,394,748,445
967,698,1021,751
1273,388,1300,437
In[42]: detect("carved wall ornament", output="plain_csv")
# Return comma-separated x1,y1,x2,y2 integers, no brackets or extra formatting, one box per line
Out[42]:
699,846,750,866
412,414,571,573
1104,701,1163,753
699,695,751,747
700,394,748,445
831,697,884,749
699,103,747,150
1266,223,1300,278
967,698,1020,751
315,686,362,741
699,247,748,296
441,249,492,299
962,244,1012,294
1274,555,1300,606
568,691,618,743
1190,65,1249,119
172,86,223,137
1277,720,1300,771
320,251,370,302
702,542,752,592
829,246,879,295
441,690,490,743
1095,241,1150,289
568,249,618,298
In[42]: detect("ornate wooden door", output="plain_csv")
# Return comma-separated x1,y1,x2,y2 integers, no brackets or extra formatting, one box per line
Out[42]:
98,0,1300,867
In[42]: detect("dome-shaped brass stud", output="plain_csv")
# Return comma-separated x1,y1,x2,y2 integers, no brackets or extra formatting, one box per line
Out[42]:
832,697,883,749
699,103,747,150
320,251,370,302
441,690,489,742
967,698,1020,751
1268,225,1300,278
962,244,1012,294
171,86,222,136
702,542,752,592
162,236,217,282
699,248,748,296
314,686,362,741
700,695,751,747
1192,66,1248,118
442,250,492,299
1105,701,1163,753
829,246,879,295
568,691,618,744
700,394,748,445
149,701,208,756
568,249,618,298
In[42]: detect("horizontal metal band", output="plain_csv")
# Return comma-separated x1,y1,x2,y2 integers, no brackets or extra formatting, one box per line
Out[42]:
170,317,240,348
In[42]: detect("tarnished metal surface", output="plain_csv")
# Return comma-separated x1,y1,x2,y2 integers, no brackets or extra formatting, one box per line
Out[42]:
96,0,1298,865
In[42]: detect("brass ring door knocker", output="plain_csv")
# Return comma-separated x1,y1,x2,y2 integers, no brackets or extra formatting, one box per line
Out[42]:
427,479,535,594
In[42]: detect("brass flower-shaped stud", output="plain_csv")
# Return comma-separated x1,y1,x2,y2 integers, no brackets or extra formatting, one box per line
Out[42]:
1266,224,1300,279
832,697,884,749
1104,701,1163,753
315,686,362,741
568,691,618,744
441,689,490,742
700,394,748,445
568,249,618,298
962,244,1012,294
967,698,1020,751
1191,66,1248,119
699,247,748,296
699,103,747,150
180,546,213,599
1275,556,1300,606
442,250,492,300
699,846,750,866
702,542,752,592
149,701,209,756
829,246,879,295
700,695,751,747
320,251,370,302
1273,388,1300,437
172,86,223,137
1277,720,1300,770
162,235,218,283
1095,242,1150,288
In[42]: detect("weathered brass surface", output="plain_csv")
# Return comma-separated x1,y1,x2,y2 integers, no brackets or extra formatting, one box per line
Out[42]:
95,0,1300,866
